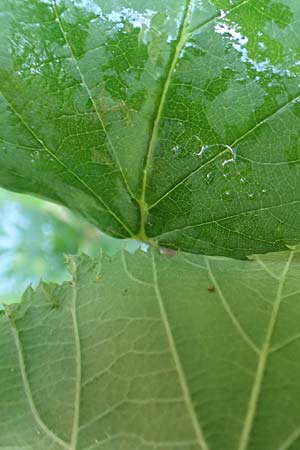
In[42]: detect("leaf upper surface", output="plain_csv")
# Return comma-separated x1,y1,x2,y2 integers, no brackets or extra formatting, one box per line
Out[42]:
1,0,300,256
2,249,300,449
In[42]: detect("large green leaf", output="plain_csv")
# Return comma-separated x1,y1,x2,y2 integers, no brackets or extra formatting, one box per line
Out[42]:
1,248,300,450
1,1,300,257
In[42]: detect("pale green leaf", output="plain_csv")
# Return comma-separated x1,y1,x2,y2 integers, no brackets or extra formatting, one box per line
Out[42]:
1,249,300,449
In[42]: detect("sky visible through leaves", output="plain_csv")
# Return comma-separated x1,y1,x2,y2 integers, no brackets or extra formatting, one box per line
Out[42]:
0,188,140,306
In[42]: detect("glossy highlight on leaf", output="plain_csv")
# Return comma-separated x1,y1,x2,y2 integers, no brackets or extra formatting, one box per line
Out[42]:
1,0,300,257
2,248,300,449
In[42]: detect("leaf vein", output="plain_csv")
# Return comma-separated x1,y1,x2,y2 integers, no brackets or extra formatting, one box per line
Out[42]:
254,256,280,281
70,281,82,449
205,258,260,354
139,0,193,236
5,307,72,450
147,91,300,211
237,251,295,450
121,248,153,286
152,199,300,240
51,0,136,202
151,252,211,450
0,90,133,237
188,0,251,36
277,427,300,450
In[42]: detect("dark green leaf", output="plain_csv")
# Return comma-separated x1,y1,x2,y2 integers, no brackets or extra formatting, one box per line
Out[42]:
1,1,300,257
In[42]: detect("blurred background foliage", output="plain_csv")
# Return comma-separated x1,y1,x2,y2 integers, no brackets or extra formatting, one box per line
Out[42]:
0,188,141,307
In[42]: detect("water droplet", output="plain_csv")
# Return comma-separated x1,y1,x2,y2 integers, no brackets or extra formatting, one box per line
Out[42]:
30,150,41,163
248,193,255,199
262,188,268,194
221,145,236,167
240,177,247,184
195,143,236,164
204,170,215,185
172,145,181,153
222,190,235,201
195,144,209,157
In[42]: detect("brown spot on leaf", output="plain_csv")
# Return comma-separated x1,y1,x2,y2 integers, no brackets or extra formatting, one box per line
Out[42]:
160,247,177,257
207,285,216,293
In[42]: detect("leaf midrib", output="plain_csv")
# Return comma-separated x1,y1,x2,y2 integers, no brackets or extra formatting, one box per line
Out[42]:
138,0,193,239
151,252,211,450
70,281,82,449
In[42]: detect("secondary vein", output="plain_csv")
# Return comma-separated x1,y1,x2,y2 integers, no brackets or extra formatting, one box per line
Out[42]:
151,198,300,240
205,257,260,354
0,90,133,238
237,251,295,450
147,91,300,212
51,0,136,202
5,307,72,450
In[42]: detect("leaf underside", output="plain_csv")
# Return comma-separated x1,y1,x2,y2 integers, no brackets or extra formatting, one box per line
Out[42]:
1,1,300,257
1,248,300,450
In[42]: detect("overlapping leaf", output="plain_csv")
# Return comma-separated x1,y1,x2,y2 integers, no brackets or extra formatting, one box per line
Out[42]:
2,249,300,450
1,1,300,257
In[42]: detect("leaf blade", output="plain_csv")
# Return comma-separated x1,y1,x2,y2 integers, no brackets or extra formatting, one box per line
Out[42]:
2,249,300,449
1,1,300,256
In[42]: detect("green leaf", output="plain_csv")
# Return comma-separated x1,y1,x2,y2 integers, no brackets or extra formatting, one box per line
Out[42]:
1,1,300,257
2,248,300,450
